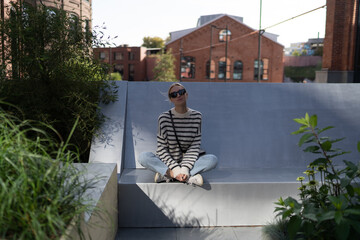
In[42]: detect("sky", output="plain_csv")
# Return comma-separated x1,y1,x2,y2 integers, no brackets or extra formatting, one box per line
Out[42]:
92,0,327,48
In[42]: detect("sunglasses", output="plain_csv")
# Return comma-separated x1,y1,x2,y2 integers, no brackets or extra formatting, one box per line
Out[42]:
169,89,187,99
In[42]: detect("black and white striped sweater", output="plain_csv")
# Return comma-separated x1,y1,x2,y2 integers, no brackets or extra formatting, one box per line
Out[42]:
156,108,202,177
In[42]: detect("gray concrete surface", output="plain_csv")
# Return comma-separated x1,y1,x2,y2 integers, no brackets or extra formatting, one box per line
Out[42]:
116,227,263,240
89,82,360,228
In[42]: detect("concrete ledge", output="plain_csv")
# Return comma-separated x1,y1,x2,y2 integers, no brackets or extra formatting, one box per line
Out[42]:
63,163,118,240
118,168,301,227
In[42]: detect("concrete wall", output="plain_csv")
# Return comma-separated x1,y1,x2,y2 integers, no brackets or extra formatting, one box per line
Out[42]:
90,81,360,173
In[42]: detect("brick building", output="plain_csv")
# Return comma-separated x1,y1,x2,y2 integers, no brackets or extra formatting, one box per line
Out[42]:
166,14,284,82
1,0,91,23
93,46,159,81
316,0,359,83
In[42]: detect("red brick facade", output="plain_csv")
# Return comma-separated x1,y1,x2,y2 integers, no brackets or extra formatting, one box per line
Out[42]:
322,0,357,71
93,46,148,81
166,15,284,82
316,0,359,83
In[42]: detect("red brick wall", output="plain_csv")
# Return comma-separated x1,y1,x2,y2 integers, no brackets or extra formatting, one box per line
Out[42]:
93,46,147,81
166,15,284,82
323,0,358,71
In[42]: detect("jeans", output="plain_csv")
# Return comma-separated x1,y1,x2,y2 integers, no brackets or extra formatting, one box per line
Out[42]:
138,152,218,176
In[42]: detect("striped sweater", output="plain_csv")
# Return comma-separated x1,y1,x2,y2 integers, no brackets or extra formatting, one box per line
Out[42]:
156,108,202,177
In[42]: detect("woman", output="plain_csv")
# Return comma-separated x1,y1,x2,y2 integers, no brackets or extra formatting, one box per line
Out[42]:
138,83,218,186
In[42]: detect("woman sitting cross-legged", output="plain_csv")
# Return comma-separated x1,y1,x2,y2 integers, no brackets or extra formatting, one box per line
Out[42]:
138,83,218,186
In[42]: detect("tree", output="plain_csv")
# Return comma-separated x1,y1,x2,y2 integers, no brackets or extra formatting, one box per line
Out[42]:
292,50,301,56
0,3,117,162
142,36,164,48
153,49,177,82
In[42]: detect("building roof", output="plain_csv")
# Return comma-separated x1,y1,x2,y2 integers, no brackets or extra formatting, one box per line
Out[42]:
167,14,279,45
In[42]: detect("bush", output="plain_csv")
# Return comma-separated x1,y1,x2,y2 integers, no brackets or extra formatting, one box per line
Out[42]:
0,2,117,162
263,113,360,240
0,106,97,239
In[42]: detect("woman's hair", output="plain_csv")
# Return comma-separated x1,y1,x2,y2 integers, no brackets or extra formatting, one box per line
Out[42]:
167,83,186,100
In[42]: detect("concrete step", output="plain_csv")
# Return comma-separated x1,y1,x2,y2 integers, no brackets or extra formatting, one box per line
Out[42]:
115,226,263,240
118,168,302,228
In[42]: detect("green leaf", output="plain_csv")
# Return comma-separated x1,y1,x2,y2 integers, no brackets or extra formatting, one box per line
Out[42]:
304,145,320,153
311,158,328,166
288,216,302,240
340,177,351,188
334,210,343,224
309,114,317,128
293,118,307,126
321,141,332,151
303,213,317,222
344,209,360,216
335,220,350,240
318,210,335,223
346,185,355,197
329,137,345,144
291,126,310,135
349,219,360,234
305,113,310,123
318,126,334,134
358,141,360,153
298,133,314,147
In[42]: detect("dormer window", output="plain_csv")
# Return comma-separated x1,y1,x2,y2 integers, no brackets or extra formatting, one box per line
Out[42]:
219,29,231,42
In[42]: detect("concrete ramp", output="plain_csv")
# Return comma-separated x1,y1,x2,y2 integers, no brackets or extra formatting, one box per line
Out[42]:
90,82,360,227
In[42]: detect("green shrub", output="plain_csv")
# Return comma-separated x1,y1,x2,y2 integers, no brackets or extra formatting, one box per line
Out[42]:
0,106,97,239
264,113,360,240
0,2,117,162
110,72,122,80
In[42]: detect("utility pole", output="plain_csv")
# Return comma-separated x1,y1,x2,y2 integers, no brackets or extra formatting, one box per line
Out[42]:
225,25,228,82
209,26,213,80
257,0,263,83
179,39,183,81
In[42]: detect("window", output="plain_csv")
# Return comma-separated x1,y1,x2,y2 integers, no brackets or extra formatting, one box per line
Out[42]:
205,60,215,79
128,52,135,60
254,59,269,80
233,61,243,80
99,52,106,60
181,56,195,79
218,61,226,79
219,29,231,42
128,64,135,81
263,58,269,80
218,57,230,80
114,52,123,60
254,60,263,80
114,64,124,76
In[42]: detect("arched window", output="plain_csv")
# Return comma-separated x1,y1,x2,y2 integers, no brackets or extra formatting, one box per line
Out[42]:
205,60,215,79
254,59,270,80
218,57,230,80
181,56,195,79
233,61,243,80
219,29,231,42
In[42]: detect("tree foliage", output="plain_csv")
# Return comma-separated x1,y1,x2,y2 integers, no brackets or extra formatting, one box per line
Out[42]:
0,3,117,162
142,36,165,49
153,49,177,82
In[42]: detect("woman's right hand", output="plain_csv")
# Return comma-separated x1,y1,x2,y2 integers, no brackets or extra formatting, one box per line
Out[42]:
175,174,188,182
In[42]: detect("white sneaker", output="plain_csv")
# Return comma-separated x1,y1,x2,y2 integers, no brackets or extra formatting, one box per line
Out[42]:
187,174,203,186
154,172,172,183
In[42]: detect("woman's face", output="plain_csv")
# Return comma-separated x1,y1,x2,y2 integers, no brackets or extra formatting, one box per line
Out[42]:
169,85,188,106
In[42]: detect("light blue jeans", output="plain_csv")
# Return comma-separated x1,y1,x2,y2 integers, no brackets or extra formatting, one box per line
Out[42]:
138,152,218,176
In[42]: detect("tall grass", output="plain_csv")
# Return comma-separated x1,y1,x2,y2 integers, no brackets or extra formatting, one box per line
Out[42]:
0,106,96,239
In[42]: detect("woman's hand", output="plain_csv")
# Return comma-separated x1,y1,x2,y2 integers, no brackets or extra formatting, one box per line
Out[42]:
175,174,189,182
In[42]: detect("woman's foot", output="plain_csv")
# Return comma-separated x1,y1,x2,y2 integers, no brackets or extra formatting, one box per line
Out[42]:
187,174,203,186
